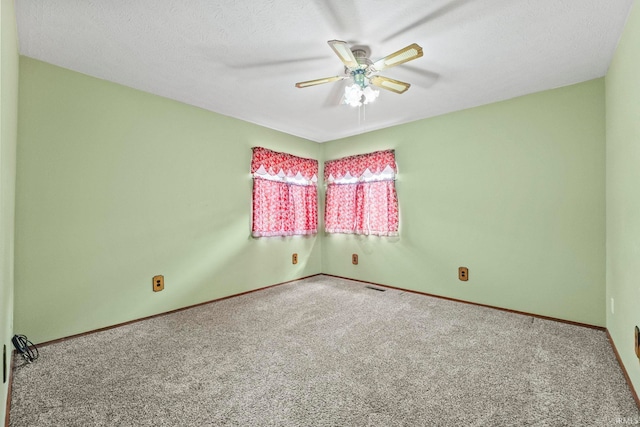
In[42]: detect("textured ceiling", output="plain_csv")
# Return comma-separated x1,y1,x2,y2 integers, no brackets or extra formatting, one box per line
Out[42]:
15,0,634,143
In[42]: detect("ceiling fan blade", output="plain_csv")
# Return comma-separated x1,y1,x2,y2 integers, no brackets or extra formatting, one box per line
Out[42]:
372,43,424,72
369,76,411,94
327,40,360,70
323,78,348,108
381,0,467,42
295,76,345,88
225,55,328,70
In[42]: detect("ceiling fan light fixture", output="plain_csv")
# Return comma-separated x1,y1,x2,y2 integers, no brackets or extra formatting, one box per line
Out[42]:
344,84,363,107
344,83,379,107
362,86,380,104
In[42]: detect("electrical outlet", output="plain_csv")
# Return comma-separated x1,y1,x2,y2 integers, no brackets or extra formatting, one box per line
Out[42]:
352,254,358,265
611,297,615,315
458,267,469,281
292,253,298,264
153,275,164,292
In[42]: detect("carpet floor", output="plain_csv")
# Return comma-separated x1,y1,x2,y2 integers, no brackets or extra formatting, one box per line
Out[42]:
9,275,640,426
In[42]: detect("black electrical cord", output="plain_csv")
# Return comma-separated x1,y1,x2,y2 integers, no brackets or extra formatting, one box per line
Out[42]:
12,334,39,363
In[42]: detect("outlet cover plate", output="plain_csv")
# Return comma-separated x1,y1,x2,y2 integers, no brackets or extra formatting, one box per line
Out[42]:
153,275,164,292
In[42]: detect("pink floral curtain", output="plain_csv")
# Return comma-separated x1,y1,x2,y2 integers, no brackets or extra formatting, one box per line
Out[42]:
324,150,398,236
252,147,318,237
324,149,396,183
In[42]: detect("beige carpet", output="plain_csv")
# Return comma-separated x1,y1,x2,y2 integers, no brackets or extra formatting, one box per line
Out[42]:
9,275,640,426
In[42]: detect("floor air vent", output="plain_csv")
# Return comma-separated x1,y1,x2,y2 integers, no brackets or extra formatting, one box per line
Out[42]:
365,285,386,292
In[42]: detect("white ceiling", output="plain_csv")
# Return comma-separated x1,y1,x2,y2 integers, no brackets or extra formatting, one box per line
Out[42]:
15,0,634,143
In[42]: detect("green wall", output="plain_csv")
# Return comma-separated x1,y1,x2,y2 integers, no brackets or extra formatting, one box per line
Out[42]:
606,1,640,397
15,57,608,344
323,79,606,327
15,58,321,344
0,0,18,422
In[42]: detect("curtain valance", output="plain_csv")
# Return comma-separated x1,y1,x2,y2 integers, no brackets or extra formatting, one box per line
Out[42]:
324,150,396,184
252,147,318,185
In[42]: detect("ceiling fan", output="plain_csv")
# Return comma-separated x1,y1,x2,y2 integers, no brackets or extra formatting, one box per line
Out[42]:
295,40,424,105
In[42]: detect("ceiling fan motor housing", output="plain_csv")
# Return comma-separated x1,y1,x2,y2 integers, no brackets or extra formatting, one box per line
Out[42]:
349,48,373,87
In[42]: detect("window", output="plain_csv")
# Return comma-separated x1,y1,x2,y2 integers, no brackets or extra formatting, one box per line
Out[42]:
324,150,398,236
251,147,318,237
